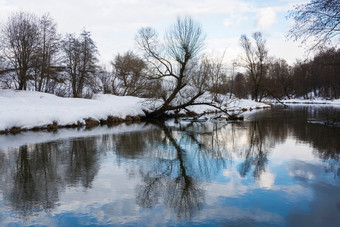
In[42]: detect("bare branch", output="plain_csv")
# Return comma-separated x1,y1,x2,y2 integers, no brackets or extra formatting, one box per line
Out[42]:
288,0,340,49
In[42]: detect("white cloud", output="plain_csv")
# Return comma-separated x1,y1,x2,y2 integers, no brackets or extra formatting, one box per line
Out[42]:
270,139,316,164
0,0,306,64
204,37,243,64
255,7,276,30
0,0,254,62
258,171,276,189
223,16,248,28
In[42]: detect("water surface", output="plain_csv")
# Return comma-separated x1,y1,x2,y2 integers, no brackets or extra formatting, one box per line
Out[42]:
0,106,340,226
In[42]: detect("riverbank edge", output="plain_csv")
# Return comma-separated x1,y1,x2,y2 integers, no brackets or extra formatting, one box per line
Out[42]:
0,115,144,135
0,106,271,135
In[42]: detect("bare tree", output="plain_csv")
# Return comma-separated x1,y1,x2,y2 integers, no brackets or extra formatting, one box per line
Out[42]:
268,58,293,99
1,12,40,90
62,30,98,97
33,14,61,92
136,17,214,118
62,33,80,96
239,32,268,101
96,66,113,94
111,51,152,97
204,53,228,95
288,0,340,49
291,60,312,98
233,72,248,99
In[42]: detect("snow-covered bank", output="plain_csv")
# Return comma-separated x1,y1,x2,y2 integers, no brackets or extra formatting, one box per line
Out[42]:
278,98,340,105
0,89,147,132
0,89,269,132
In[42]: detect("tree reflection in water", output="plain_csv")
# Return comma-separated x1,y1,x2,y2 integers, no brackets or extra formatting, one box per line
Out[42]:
238,121,269,179
8,144,61,218
1,137,100,218
136,124,207,219
134,120,283,219
66,138,100,188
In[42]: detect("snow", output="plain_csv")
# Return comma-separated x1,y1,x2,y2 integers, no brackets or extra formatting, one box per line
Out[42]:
0,89,148,131
279,98,340,105
184,92,270,114
0,89,270,131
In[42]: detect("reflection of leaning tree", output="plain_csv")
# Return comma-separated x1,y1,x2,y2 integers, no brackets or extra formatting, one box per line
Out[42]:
135,123,226,219
136,127,204,219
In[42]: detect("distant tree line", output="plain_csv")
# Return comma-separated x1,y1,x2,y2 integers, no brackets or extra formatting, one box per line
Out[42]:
232,0,340,101
0,0,339,116
233,37,340,101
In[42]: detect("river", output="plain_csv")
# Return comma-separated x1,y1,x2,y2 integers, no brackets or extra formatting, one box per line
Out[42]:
0,106,339,226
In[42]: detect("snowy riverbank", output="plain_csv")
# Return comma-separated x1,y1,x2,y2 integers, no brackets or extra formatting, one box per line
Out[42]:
0,89,270,133
279,98,340,105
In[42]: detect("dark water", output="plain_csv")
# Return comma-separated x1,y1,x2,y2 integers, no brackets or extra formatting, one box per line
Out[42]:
0,106,340,226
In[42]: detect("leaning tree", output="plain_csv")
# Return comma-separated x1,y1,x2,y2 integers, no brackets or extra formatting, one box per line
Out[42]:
136,17,225,118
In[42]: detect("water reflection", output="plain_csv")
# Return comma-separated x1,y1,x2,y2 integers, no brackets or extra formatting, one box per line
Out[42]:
238,121,268,178
7,144,60,218
286,160,340,226
136,124,212,219
0,138,101,218
0,106,339,225
66,138,100,188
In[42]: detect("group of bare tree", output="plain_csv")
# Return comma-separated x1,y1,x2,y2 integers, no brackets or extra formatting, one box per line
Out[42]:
224,0,340,101
0,0,339,117
0,12,100,97
0,12,228,117
234,34,340,101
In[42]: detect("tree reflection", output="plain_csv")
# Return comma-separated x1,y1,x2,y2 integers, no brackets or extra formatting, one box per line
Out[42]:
8,144,60,217
10,146,38,217
286,106,340,178
134,122,236,219
134,119,285,219
136,125,207,219
113,127,163,159
238,121,269,178
66,138,100,188
1,136,100,218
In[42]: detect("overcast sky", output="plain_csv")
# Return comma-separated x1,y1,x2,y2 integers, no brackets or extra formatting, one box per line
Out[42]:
0,0,309,67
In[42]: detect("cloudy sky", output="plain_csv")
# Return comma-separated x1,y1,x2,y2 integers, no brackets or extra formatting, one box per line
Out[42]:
0,0,309,67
